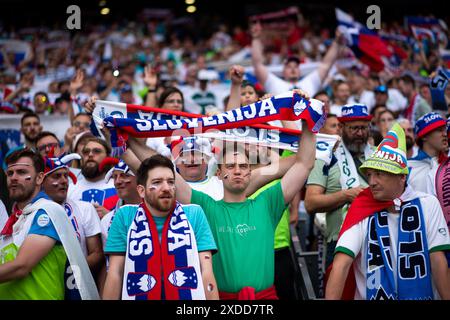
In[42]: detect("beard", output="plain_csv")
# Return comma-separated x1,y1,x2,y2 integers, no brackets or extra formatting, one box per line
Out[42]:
25,132,39,143
82,161,102,179
147,192,175,212
9,184,35,203
342,133,368,154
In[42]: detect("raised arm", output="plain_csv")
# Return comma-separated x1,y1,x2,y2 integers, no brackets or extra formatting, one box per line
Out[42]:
68,69,85,124
226,65,245,111
280,119,316,204
143,65,158,107
245,154,296,197
317,29,346,83
250,21,269,86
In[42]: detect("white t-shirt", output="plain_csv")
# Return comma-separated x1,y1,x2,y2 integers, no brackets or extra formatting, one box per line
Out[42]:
68,167,84,187
100,200,125,249
426,166,439,197
68,176,119,212
188,175,224,201
348,90,375,111
386,88,408,113
330,104,343,116
64,198,102,257
408,153,439,194
264,70,322,97
336,188,450,300
100,210,115,249
0,200,8,231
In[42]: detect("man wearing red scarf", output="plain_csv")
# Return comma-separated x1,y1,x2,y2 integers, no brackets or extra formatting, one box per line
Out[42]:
326,123,450,300
0,149,69,299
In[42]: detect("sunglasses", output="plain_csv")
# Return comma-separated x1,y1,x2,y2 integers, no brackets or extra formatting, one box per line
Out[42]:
82,148,105,156
37,142,59,152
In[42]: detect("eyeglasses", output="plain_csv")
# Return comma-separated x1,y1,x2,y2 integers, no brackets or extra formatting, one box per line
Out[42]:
37,142,59,152
346,125,369,133
73,121,91,128
82,148,105,156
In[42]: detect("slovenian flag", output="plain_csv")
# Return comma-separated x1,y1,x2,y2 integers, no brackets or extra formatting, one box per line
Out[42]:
335,8,393,72
405,16,448,48
411,26,436,43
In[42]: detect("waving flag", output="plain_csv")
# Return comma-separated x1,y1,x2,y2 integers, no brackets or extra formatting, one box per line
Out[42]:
411,26,436,43
336,8,393,72
429,68,450,111
405,16,448,48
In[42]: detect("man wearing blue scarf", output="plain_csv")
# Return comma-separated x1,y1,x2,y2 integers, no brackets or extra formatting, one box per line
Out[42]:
326,123,450,300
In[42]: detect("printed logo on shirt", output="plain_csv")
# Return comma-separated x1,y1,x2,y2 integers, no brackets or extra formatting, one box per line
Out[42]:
37,214,50,227
438,228,447,236
218,224,256,236
82,189,106,206
235,224,256,237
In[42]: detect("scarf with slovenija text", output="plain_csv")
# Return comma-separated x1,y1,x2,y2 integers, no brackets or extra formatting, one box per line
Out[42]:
98,91,325,157
122,201,205,300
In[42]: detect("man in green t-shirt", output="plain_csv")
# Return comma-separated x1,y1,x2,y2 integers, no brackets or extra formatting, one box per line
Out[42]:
174,112,317,299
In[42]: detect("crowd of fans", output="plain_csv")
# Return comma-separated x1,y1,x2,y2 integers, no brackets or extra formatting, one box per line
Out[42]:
0,5,449,300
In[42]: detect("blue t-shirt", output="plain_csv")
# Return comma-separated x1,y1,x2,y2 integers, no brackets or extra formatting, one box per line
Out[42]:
105,204,217,254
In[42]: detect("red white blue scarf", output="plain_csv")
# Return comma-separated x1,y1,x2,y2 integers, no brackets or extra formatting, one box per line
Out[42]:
123,201,205,300
366,199,433,300
97,91,325,156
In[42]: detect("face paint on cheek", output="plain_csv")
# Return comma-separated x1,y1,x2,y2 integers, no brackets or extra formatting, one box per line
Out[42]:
51,182,58,186
207,284,214,292
223,174,229,179
25,176,32,181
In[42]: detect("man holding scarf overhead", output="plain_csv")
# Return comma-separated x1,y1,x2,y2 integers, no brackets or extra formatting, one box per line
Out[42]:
171,89,317,299
326,123,450,300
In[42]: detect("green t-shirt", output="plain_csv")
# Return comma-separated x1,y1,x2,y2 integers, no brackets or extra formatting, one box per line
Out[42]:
249,179,290,249
307,158,368,243
191,181,287,293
